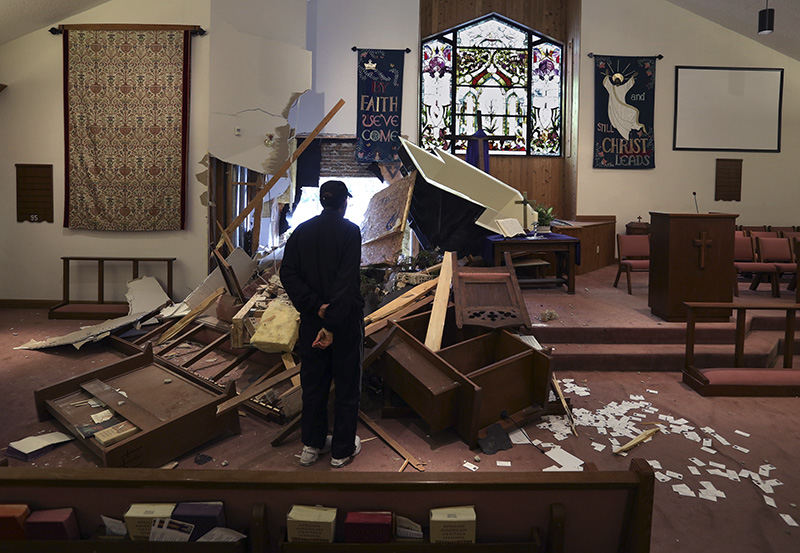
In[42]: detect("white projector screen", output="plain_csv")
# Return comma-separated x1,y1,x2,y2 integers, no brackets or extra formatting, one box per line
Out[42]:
673,66,783,152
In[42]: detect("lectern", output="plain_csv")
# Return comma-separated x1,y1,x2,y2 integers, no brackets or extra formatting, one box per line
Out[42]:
649,212,736,321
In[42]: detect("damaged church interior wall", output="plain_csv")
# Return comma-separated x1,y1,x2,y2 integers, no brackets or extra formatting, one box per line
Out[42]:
577,0,800,234
0,0,212,303
208,0,312,243
297,0,420,142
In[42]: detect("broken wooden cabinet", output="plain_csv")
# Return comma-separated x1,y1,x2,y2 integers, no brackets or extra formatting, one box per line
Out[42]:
34,344,241,467
374,309,551,448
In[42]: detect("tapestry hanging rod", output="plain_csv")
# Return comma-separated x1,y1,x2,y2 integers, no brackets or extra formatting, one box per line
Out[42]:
50,24,206,35
587,52,663,59
352,46,412,53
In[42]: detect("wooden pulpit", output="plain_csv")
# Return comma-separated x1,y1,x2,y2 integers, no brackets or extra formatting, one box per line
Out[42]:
649,212,737,321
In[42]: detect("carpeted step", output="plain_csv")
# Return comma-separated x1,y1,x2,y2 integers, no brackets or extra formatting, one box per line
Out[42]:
543,331,782,372
530,324,737,345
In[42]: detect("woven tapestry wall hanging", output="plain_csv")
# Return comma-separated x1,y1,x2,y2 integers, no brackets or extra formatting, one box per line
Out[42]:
355,48,405,163
63,26,192,230
593,55,657,169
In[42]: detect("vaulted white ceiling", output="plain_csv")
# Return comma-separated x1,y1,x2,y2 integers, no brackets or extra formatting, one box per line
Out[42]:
0,0,108,45
665,0,800,61
0,0,798,61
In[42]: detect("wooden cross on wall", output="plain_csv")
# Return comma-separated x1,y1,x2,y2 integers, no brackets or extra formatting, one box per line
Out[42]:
445,110,516,173
692,232,713,270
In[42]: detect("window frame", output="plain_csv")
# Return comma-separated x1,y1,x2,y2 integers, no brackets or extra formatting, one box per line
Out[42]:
419,12,564,157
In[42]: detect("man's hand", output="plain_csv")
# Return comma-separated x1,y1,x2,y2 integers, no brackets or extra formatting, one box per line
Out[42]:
318,303,329,319
312,328,333,349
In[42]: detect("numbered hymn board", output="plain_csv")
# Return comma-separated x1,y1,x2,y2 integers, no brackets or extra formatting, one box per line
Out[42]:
16,164,53,223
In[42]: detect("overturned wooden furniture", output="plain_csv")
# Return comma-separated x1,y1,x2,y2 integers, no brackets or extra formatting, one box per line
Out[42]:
49,256,175,320
453,251,532,329
373,308,552,448
34,343,241,467
683,301,800,396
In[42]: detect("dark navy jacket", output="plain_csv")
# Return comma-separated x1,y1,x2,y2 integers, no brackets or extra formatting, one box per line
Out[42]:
280,208,364,333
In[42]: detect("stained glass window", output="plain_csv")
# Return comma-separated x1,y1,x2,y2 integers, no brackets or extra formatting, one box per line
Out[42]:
419,13,562,156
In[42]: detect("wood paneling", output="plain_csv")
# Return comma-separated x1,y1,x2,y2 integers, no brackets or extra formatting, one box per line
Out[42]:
419,0,574,220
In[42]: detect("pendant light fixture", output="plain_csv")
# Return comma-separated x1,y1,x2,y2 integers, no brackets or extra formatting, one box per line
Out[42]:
758,0,774,35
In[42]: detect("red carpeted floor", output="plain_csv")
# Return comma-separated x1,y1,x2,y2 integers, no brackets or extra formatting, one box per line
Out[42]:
0,265,798,552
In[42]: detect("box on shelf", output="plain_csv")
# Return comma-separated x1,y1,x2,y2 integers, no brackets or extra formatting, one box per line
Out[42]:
0,504,30,540
287,505,336,543
343,511,392,543
429,505,476,544
24,507,80,540
124,503,176,541
172,501,225,541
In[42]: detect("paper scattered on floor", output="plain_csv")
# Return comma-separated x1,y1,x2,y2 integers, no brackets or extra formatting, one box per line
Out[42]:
591,442,606,452
496,460,511,467
462,461,479,471
544,446,584,470
780,514,798,527
672,483,695,497
508,427,534,445
764,496,777,508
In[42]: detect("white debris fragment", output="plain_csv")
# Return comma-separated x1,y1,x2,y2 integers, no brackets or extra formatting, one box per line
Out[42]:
734,430,750,438
764,496,777,508
647,460,662,470
780,514,798,527
672,483,695,497
462,461,479,471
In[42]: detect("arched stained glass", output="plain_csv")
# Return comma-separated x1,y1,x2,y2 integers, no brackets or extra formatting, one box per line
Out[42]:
419,13,562,157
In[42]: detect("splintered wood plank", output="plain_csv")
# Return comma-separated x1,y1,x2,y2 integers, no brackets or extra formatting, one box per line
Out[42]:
215,222,235,255
364,277,439,325
80,379,163,431
182,331,231,368
282,353,300,387
216,365,300,416
156,287,224,345
358,410,425,472
424,251,455,351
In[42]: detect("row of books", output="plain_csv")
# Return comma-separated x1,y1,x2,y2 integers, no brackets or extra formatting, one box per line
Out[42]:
0,502,244,543
287,504,476,544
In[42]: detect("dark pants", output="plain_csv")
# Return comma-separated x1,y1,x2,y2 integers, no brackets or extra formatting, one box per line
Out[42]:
298,316,363,459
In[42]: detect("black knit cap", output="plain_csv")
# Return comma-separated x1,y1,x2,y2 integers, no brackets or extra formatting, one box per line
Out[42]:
319,180,352,207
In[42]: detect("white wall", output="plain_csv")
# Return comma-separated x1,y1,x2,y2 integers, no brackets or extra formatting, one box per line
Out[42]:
300,0,420,142
0,0,211,301
577,0,800,231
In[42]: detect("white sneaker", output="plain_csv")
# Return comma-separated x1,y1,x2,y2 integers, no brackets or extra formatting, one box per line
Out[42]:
299,434,332,466
330,435,361,468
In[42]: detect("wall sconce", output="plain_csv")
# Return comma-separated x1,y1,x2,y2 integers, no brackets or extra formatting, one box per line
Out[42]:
758,1,774,35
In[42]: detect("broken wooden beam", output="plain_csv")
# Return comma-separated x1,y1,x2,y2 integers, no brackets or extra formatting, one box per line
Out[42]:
358,410,425,472
424,251,455,351
157,287,225,345
364,277,439,325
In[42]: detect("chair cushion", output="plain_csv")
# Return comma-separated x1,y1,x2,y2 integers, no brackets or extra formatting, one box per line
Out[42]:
621,260,649,270
701,368,800,386
734,262,775,273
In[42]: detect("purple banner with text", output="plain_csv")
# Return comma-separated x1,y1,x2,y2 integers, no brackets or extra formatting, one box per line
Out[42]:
356,48,404,163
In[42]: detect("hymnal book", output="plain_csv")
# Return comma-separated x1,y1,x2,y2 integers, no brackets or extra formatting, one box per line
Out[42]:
495,217,526,238
94,421,138,446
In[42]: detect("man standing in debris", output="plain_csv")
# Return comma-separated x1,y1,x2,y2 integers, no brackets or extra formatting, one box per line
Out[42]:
280,180,364,468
